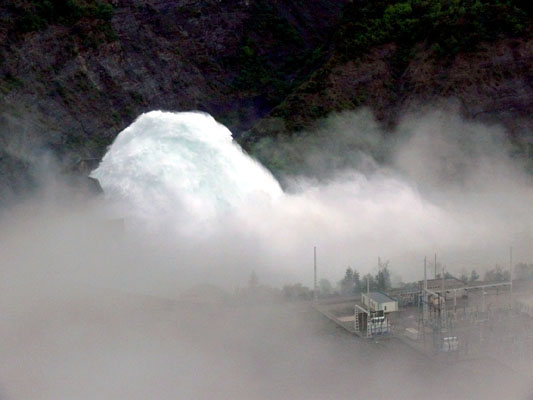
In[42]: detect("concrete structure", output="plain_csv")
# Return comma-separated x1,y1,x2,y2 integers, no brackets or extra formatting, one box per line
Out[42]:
354,293,397,338
361,292,398,313
441,336,459,352
354,304,392,338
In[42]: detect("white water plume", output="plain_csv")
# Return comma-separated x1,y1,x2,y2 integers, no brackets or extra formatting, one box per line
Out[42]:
91,111,282,227
89,109,533,285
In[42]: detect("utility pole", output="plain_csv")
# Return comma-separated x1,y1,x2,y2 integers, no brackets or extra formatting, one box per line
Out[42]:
510,246,513,306
378,256,381,291
441,264,446,329
441,263,444,294
435,253,437,279
313,246,317,303
423,257,428,323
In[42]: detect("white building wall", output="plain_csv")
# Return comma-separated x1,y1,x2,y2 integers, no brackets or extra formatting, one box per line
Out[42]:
382,301,398,313
361,294,398,313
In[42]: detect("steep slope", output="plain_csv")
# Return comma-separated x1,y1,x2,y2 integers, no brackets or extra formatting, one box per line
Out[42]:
244,0,533,173
0,0,348,200
0,0,532,199
249,38,533,141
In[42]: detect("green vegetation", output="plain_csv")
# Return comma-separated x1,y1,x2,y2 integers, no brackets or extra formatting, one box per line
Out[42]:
15,0,115,34
484,265,511,282
111,111,120,124
470,269,480,282
129,90,144,105
0,73,24,94
282,283,313,301
54,80,66,97
339,262,391,296
336,0,531,59
233,37,294,107
515,263,533,280
249,0,532,150
282,259,533,301
232,0,325,108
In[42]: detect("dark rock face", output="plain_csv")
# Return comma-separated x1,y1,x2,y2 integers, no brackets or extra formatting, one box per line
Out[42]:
253,39,533,137
0,1,531,198
0,0,349,197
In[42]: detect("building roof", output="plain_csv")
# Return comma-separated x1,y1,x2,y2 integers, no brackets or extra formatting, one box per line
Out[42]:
419,277,465,290
364,292,396,304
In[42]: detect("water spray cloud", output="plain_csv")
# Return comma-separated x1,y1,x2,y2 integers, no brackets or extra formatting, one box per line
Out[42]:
91,111,282,230
0,108,531,399
86,109,532,286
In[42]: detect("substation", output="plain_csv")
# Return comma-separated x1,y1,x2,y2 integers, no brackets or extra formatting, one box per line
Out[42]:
354,292,397,337
314,260,533,373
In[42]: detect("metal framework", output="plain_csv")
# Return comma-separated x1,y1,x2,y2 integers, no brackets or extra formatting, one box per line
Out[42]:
354,304,391,338
417,267,513,352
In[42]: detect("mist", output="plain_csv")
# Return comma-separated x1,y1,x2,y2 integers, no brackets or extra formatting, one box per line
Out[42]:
81,108,533,286
0,108,531,399
1,107,532,289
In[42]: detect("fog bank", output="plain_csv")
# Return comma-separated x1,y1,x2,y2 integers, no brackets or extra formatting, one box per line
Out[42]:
0,108,531,399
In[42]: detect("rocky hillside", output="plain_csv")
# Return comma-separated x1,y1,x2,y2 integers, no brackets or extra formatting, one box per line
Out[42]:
0,0,532,200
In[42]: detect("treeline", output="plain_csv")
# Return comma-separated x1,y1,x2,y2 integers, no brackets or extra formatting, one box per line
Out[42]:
462,264,531,284
280,262,532,301
336,0,531,59
281,263,392,300
336,263,392,296
282,261,393,300
514,263,533,281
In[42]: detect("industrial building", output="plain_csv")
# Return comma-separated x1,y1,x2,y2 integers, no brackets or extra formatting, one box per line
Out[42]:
362,292,398,313
419,277,465,291
355,292,398,338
